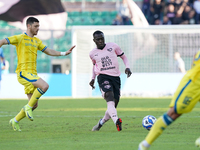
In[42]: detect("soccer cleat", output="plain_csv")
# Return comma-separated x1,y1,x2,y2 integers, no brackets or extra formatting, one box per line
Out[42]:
24,105,34,121
9,118,21,131
92,119,103,131
138,142,149,150
115,118,122,131
195,137,200,147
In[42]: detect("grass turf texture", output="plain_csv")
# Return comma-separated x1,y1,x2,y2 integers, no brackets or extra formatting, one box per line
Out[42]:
0,98,200,150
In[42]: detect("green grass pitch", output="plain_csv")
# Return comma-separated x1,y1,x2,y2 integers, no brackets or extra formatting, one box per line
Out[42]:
0,98,200,150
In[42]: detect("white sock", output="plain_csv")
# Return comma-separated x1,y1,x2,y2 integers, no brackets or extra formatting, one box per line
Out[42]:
142,140,150,148
27,104,33,108
107,101,118,124
14,118,18,123
99,119,104,125
114,118,118,124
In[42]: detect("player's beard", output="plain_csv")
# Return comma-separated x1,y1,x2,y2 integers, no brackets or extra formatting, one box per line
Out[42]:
31,28,38,36
35,30,38,35
34,30,38,35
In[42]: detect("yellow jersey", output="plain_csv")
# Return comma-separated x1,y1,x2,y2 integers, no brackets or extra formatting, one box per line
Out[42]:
6,33,47,74
187,51,200,82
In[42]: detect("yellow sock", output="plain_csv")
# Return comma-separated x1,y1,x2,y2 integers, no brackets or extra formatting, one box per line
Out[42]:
15,108,26,122
145,113,174,145
28,88,44,107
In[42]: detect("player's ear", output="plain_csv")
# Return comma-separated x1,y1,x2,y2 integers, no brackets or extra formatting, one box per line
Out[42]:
27,23,32,29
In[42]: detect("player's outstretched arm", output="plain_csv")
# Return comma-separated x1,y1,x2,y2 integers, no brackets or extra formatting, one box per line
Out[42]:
44,45,76,56
0,39,8,47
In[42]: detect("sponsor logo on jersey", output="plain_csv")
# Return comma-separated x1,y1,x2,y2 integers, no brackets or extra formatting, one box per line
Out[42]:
25,43,36,47
107,48,112,52
100,66,115,71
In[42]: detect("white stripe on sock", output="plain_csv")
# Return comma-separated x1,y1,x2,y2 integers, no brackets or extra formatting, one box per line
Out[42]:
14,118,18,123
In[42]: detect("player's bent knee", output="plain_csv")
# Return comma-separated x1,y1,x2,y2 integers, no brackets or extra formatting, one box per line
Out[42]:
105,91,114,102
41,83,49,92
44,83,49,91
167,107,181,120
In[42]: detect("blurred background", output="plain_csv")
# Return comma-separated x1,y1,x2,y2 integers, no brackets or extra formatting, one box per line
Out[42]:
0,0,199,98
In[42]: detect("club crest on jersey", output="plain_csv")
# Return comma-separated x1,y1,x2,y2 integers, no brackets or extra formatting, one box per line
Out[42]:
107,48,112,52
104,85,111,89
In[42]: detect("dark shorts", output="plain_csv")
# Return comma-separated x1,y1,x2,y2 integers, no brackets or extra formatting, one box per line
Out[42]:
97,74,121,101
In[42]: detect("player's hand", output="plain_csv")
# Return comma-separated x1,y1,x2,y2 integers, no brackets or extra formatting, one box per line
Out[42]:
65,45,76,55
89,79,95,89
125,68,132,78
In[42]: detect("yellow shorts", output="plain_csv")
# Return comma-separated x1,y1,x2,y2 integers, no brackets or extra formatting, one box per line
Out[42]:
169,74,200,114
17,71,40,94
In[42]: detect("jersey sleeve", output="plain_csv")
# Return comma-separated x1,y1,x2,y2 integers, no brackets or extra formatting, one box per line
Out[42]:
114,43,124,57
37,39,47,52
6,35,22,46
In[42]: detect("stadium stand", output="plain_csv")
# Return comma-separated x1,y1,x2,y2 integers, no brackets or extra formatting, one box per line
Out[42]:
1,0,197,73
67,11,118,26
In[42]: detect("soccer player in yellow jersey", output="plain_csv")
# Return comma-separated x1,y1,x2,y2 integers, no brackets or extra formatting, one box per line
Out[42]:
0,17,75,131
138,50,200,150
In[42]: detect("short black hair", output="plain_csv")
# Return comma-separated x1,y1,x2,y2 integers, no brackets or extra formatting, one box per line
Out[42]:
26,17,39,26
93,30,104,38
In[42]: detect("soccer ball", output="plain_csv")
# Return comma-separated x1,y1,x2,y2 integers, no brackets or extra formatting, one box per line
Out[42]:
195,137,200,147
142,115,157,131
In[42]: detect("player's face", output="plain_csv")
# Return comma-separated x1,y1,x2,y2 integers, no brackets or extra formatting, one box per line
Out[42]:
30,22,39,35
93,33,105,49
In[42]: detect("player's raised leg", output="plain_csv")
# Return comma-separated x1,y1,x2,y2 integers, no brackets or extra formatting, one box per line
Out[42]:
105,91,122,131
9,94,39,131
138,74,200,149
92,98,119,131
24,78,48,121
138,109,178,150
